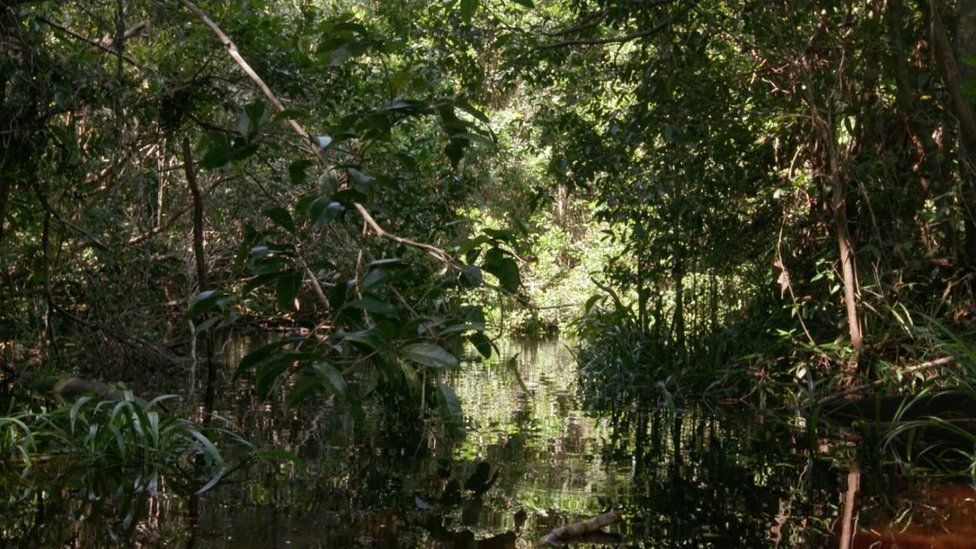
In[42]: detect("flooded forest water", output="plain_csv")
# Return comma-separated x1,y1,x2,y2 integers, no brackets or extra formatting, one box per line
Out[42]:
3,339,975,547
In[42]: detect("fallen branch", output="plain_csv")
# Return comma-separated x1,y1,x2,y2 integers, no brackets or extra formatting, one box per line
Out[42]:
541,511,622,544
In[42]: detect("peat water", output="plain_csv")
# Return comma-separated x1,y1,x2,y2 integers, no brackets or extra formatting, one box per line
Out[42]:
2,339,972,546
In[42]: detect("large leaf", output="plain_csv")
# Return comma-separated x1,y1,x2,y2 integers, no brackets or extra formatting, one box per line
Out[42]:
468,331,493,359
344,298,399,317
286,376,321,407
437,383,463,420
460,0,478,23
275,270,303,310
482,248,520,292
264,208,296,235
400,342,459,370
312,361,348,398
187,290,230,319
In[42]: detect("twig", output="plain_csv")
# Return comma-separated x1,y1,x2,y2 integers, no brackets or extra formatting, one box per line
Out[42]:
535,6,688,51
817,356,956,406
128,175,235,245
35,15,145,70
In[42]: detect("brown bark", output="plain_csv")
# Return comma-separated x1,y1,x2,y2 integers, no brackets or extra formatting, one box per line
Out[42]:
957,0,976,265
888,0,942,187
838,466,860,549
928,0,976,145
800,55,864,360
0,170,9,247
830,151,865,357
182,137,207,290
929,0,976,265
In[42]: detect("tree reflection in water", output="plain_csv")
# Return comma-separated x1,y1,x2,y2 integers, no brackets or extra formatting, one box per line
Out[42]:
2,338,969,546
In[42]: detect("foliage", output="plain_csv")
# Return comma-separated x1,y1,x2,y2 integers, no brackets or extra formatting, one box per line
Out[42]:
0,393,232,494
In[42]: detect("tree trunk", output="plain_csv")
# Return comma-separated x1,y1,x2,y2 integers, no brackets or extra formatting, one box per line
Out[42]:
958,0,976,266
831,167,864,358
672,254,686,356
182,137,207,290
929,0,976,266
802,66,865,363
0,169,9,248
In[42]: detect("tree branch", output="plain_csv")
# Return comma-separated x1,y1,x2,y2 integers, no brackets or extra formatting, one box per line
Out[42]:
535,6,687,51
177,0,517,292
35,15,145,70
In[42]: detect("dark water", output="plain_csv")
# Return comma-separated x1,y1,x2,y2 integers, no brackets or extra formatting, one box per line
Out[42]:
2,339,971,547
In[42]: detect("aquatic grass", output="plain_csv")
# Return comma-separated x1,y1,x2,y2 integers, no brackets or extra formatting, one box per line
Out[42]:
880,315,976,477
0,415,36,467
0,393,236,494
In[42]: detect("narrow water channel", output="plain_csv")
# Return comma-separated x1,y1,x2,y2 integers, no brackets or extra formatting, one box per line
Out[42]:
3,339,974,546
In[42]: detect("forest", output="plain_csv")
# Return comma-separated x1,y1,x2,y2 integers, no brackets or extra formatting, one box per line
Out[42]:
2,0,976,546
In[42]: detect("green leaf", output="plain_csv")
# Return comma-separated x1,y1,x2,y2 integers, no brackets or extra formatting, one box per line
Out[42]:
264,207,296,234
437,383,463,420
255,361,289,398
309,198,345,231
469,331,493,359
312,362,348,398
509,0,534,7
340,327,386,350
400,343,459,370
235,338,300,378
187,290,230,319
344,298,398,317
460,0,478,23
347,167,372,185
455,100,491,124
482,248,520,292
275,270,303,310
360,259,405,291
315,135,333,148
286,376,321,407
288,159,314,185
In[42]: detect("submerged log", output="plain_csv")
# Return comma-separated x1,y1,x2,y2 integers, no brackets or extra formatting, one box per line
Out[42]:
541,511,622,545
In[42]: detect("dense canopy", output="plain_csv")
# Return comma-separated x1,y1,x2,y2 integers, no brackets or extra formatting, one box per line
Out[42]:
2,0,976,545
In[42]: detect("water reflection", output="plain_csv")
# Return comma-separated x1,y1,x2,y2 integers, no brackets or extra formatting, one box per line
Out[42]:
3,338,972,546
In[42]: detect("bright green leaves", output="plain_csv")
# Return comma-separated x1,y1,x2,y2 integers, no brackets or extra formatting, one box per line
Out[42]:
400,343,459,370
